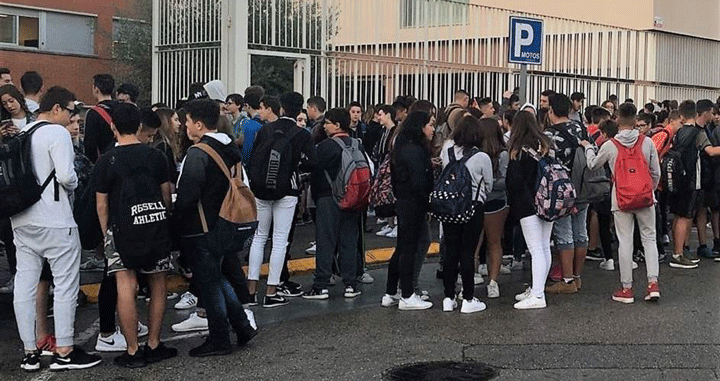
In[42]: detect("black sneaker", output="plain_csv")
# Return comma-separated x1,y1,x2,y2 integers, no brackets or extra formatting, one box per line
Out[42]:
586,248,604,261
302,287,329,300
49,347,102,371
263,294,289,308
113,349,147,368
344,285,361,298
189,340,233,357
247,293,259,307
21,351,41,372
144,342,178,364
633,249,646,263
277,282,304,297
236,326,258,346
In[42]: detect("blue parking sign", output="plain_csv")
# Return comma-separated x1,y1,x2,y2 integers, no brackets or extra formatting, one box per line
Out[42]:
508,16,543,65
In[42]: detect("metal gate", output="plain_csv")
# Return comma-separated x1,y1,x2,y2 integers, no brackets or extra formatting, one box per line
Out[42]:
153,0,720,108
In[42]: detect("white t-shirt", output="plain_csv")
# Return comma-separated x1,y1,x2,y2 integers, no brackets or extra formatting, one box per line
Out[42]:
25,98,39,113
10,120,78,229
12,117,27,130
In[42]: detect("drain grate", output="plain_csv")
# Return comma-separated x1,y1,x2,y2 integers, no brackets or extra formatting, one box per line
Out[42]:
383,360,498,381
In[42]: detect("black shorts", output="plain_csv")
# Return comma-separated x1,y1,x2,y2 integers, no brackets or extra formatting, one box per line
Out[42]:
669,190,701,219
704,189,720,210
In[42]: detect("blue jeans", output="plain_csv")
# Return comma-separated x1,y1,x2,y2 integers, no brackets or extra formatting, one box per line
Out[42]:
192,234,250,345
552,205,589,250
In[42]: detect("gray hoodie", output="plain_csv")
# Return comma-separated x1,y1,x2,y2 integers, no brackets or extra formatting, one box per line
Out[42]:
585,129,661,212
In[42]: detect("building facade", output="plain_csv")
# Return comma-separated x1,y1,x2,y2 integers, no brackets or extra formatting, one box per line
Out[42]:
153,0,720,108
0,0,144,103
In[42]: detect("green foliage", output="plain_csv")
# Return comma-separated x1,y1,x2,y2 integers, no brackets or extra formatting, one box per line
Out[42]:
112,1,152,107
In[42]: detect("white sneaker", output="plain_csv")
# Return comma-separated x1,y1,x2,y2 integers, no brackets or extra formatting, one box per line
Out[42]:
95,328,127,352
385,226,398,238
460,297,487,314
515,287,532,301
500,264,512,275
381,293,401,307
174,291,198,310
442,297,457,312
376,218,387,225
599,259,615,271
478,264,489,276
376,225,393,236
632,261,639,270
305,242,316,255
662,234,670,245
399,294,433,310
171,312,208,333
0,278,13,293
137,321,148,337
474,273,484,285
245,308,257,330
358,272,374,284
511,260,524,271
418,290,430,301
487,280,500,299
514,294,547,310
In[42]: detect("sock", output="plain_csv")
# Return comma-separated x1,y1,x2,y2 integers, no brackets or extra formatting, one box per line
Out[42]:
673,253,682,259
563,277,574,284
622,283,632,289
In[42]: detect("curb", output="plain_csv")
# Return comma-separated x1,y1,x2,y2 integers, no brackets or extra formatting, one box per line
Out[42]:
80,242,440,303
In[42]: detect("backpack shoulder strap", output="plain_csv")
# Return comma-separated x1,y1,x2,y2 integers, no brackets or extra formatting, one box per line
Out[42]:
194,143,232,181
91,105,113,126
25,121,58,200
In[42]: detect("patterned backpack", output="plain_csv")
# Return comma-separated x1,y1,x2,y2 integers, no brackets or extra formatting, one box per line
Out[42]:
369,155,396,218
523,147,577,221
429,147,482,224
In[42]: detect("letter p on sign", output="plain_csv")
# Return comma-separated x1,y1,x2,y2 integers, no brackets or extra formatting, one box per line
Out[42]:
508,16,543,65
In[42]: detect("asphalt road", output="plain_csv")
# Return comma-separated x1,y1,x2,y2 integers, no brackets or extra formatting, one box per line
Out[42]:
2,224,720,380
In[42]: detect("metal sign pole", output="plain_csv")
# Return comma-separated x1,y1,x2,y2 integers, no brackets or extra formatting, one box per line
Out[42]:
520,64,528,105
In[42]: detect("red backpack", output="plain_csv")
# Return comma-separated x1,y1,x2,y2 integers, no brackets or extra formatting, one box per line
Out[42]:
610,134,654,211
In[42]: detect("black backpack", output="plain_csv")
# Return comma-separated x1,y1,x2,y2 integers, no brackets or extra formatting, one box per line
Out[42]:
74,170,103,250
110,150,171,268
429,147,481,224
662,126,701,194
0,121,59,219
248,123,303,200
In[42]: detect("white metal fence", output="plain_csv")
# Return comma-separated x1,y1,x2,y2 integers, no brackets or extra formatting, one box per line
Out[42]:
153,0,720,108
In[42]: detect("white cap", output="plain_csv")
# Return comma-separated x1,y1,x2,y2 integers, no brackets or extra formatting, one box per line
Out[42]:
203,80,227,102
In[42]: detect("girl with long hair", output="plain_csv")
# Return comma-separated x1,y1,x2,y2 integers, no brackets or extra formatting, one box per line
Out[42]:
153,108,182,184
439,115,493,314
506,111,554,310
0,84,34,133
476,118,510,299
382,111,435,310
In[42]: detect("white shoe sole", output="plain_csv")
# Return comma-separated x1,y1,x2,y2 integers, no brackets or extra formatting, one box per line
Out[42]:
21,363,41,371
461,306,487,314
668,262,698,269
171,324,208,333
398,303,432,310
49,358,102,371
612,296,634,304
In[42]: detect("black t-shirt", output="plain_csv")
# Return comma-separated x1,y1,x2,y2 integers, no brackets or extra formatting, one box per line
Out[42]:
93,143,170,225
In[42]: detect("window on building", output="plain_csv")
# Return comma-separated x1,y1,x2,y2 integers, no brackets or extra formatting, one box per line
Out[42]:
400,0,469,29
0,13,39,47
0,5,95,55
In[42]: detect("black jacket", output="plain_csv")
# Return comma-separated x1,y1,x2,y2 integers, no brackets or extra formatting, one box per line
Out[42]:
311,135,365,201
391,138,433,211
84,100,119,163
506,151,539,222
175,133,242,237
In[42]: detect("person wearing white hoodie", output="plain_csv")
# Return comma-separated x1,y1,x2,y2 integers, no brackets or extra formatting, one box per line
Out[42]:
582,103,661,304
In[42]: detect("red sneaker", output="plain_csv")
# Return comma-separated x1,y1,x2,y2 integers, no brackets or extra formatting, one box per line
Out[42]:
36,334,56,356
548,264,562,282
612,288,634,304
644,282,660,302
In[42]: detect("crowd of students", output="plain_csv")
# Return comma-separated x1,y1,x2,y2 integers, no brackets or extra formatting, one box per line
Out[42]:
2,65,720,371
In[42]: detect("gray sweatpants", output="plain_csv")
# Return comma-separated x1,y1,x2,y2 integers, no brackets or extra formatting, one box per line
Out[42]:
613,207,659,288
13,226,80,350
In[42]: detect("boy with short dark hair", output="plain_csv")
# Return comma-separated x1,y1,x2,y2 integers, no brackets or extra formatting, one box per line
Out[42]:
94,103,176,368
583,104,661,303
303,108,363,299
669,100,720,268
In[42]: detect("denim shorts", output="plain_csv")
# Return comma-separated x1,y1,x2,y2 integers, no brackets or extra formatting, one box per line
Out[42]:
484,198,508,215
552,204,589,250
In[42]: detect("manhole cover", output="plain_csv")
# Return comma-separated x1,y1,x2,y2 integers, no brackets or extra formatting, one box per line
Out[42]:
383,361,498,381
